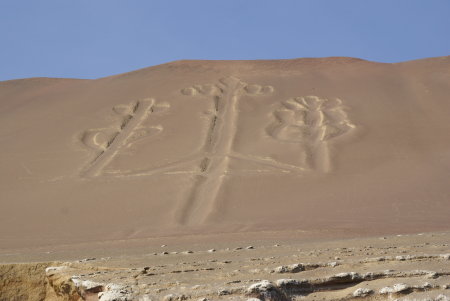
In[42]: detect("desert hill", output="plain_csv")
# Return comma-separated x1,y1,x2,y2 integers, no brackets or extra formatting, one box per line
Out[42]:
1,56,449,250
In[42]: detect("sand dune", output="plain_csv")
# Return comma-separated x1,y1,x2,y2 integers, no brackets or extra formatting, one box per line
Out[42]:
0,56,450,250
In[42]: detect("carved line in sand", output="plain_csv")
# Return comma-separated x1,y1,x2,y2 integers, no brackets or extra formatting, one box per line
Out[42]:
176,77,275,225
267,96,355,173
80,98,169,177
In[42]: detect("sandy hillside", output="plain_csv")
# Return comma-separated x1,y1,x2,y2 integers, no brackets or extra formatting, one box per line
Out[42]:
0,56,450,252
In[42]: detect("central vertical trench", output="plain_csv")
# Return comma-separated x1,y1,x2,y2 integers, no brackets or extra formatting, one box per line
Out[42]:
177,77,243,225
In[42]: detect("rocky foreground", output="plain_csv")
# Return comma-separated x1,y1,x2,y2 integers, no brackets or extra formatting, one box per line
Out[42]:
1,231,449,301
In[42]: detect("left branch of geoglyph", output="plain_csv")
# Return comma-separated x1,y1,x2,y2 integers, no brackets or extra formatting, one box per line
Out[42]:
80,98,169,177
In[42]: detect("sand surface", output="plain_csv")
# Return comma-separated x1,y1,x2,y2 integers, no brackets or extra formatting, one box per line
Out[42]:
0,56,449,300
1,56,449,250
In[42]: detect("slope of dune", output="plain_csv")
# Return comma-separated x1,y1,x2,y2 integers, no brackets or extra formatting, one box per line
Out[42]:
0,56,449,251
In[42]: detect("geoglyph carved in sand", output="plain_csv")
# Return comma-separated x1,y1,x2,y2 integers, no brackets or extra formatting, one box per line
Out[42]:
177,76,274,224
80,98,169,177
79,79,356,224
267,96,355,173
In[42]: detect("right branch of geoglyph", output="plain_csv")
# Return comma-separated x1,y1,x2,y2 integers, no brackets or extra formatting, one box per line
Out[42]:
267,96,355,173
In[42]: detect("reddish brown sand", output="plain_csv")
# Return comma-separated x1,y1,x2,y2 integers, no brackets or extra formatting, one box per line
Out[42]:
1,56,450,300
0,56,449,251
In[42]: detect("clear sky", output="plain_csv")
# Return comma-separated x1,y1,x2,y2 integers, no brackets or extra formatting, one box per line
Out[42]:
1,0,449,81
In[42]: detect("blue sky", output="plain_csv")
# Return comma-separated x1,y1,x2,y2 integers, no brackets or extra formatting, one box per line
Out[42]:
0,0,449,81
